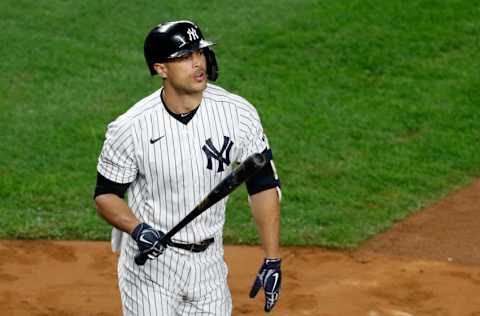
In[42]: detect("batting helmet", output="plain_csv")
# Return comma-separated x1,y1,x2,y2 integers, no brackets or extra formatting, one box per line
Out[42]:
144,20,218,81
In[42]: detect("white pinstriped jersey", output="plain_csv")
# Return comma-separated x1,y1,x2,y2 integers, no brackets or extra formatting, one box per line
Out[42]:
97,83,270,245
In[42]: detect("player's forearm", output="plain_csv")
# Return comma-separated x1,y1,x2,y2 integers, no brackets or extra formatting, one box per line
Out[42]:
250,188,281,259
95,194,140,234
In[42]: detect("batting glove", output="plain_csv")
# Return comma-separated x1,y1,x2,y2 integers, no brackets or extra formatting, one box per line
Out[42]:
249,258,282,312
131,223,166,260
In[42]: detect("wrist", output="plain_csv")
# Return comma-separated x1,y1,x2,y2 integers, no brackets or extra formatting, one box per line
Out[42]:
130,222,147,240
128,220,142,235
265,255,281,262
264,257,281,269
265,257,281,264
264,249,281,259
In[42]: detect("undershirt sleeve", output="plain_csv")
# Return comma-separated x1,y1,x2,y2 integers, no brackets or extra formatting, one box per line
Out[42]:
94,172,131,199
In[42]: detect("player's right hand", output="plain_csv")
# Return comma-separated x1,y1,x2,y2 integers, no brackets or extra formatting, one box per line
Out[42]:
131,223,167,260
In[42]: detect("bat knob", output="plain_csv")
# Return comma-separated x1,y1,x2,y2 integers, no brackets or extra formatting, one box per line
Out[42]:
135,253,148,266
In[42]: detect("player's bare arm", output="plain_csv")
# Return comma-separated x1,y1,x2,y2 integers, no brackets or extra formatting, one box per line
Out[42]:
249,187,282,312
95,194,139,234
250,188,281,259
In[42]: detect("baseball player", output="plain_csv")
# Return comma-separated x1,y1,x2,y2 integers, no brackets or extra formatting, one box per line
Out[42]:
94,20,282,315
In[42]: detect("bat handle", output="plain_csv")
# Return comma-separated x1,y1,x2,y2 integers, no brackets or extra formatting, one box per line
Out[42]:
134,253,148,266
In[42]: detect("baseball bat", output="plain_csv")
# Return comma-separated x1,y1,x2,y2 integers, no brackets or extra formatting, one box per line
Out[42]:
135,152,267,265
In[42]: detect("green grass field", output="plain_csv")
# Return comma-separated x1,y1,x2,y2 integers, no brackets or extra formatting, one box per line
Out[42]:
1,0,479,247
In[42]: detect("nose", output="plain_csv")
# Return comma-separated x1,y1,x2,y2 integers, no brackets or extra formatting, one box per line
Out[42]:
192,51,203,68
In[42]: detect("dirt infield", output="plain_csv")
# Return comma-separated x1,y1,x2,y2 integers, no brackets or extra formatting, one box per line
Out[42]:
2,180,480,315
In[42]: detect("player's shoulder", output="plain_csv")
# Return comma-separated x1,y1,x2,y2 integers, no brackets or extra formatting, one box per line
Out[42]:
204,83,258,115
108,89,162,129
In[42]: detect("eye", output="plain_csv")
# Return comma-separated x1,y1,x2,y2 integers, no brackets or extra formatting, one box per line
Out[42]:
173,53,193,62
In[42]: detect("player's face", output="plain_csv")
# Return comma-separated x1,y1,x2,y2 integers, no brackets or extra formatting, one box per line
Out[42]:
162,50,208,94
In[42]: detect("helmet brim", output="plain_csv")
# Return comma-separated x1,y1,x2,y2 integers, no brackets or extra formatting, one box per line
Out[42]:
169,39,215,59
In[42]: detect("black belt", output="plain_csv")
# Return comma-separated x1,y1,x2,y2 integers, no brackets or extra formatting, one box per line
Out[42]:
167,238,214,253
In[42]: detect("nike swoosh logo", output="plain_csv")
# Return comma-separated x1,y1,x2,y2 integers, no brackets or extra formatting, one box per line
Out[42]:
271,272,279,290
139,235,153,245
150,136,165,144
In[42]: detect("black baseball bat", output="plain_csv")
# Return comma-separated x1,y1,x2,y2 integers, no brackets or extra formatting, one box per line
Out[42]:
135,152,267,265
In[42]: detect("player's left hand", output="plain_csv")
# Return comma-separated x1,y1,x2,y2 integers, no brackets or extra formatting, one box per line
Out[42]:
249,258,282,312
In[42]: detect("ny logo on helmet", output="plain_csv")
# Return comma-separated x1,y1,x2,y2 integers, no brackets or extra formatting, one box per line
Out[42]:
187,28,199,41
202,136,234,172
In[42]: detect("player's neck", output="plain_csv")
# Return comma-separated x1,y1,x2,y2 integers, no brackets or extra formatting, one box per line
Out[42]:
161,86,202,114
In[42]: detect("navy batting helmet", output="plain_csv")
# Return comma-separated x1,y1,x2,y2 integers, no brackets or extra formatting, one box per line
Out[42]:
144,20,218,81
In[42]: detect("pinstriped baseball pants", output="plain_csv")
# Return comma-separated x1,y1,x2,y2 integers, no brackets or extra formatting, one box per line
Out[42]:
118,236,232,315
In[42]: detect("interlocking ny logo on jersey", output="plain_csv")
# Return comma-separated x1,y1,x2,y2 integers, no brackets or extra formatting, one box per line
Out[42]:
202,136,234,172
187,28,199,41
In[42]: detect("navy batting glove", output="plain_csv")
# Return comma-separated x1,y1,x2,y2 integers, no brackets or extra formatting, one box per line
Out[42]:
131,223,166,260
249,258,282,312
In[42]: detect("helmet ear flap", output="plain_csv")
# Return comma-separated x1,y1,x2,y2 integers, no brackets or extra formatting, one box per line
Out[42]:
205,48,218,81
148,63,157,76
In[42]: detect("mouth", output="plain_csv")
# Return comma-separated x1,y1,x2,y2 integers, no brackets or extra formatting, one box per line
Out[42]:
194,71,206,82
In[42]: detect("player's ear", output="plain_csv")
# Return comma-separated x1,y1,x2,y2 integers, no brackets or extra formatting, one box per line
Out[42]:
153,63,168,79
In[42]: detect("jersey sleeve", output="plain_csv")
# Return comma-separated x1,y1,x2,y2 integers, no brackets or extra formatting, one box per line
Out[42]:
237,106,269,161
237,105,281,198
97,119,138,184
